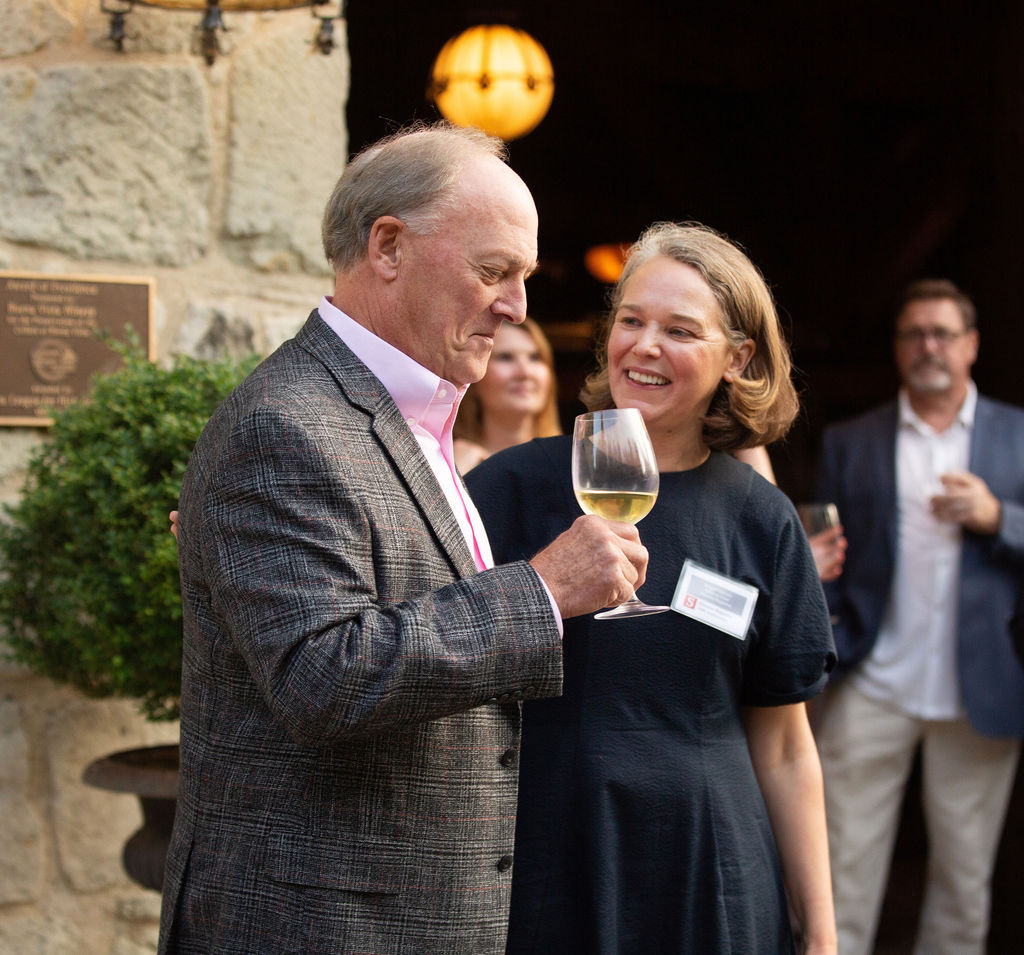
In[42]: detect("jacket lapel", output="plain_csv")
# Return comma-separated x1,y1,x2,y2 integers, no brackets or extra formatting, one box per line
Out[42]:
968,395,994,481
876,403,900,560
294,312,479,580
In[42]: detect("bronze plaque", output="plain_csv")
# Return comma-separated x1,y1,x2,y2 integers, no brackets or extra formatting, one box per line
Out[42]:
0,271,154,426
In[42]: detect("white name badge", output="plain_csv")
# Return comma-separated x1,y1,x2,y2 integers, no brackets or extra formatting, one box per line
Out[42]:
670,559,759,640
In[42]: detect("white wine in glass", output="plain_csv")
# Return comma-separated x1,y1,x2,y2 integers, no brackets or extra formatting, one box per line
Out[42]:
572,408,669,619
575,489,658,524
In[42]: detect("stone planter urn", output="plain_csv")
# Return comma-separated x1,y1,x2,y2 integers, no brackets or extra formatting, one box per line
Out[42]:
84,744,179,891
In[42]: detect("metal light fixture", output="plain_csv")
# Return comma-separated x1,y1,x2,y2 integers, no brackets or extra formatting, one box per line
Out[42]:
102,0,345,64
429,24,555,142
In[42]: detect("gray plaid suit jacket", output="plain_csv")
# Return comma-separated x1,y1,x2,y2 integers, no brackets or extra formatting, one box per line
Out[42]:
158,311,563,954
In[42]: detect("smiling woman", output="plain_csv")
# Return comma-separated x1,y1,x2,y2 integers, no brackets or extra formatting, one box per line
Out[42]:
465,220,838,955
581,220,799,469
604,255,754,470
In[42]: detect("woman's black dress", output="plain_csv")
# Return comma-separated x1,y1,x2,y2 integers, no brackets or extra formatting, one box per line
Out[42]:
466,436,835,955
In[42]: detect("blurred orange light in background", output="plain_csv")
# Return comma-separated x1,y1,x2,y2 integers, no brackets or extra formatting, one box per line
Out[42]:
584,244,629,284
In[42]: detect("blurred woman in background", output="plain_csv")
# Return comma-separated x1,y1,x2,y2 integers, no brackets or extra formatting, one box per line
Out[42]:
453,316,561,472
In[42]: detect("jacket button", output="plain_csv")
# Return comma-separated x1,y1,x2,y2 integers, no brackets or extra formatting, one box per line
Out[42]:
496,855,513,872
500,748,518,767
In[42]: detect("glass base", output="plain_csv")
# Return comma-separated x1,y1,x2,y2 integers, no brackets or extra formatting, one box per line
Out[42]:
594,598,671,620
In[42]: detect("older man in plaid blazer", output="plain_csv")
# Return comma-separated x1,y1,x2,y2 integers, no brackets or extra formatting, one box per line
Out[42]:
158,123,647,954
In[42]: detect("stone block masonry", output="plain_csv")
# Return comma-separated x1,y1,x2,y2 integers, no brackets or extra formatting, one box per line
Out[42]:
0,2,351,950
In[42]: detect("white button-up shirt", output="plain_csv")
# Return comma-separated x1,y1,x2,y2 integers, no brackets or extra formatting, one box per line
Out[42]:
852,382,977,719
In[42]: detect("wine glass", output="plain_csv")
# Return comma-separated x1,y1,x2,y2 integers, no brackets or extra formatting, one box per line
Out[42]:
797,502,843,616
796,502,840,537
572,409,669,619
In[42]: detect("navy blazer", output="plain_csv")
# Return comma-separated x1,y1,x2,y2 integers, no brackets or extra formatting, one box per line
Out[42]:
816,394,1024,738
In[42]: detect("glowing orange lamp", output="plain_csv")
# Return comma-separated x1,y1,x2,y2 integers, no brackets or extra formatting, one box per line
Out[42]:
429,24,555,141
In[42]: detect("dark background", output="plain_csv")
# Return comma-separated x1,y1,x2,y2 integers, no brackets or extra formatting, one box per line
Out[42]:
346,0,1024,500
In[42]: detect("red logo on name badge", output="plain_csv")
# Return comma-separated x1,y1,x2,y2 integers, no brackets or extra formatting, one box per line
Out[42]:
684,595,697,609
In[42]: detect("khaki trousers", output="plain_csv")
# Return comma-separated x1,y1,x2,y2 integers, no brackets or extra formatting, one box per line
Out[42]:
815,680,1019,955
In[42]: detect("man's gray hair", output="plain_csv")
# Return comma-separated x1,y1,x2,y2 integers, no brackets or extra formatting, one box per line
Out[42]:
322,121,508,273
898,278,977,330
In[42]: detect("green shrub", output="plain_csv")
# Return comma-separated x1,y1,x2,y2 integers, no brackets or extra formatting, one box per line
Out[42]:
0,339,257,721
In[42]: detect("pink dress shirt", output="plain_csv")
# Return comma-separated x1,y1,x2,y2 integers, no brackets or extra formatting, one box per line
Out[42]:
318,296,494,571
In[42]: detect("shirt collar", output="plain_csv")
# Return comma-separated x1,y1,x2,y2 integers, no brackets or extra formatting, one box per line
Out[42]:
317,296,466,440
897,379,977,433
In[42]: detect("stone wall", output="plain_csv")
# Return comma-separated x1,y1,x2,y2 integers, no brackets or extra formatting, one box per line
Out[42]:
0,2,349,951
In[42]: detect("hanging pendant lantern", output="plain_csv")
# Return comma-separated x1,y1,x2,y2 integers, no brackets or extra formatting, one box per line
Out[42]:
429,24,555,142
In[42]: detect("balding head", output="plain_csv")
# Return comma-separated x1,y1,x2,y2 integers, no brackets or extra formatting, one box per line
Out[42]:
321,122,510,274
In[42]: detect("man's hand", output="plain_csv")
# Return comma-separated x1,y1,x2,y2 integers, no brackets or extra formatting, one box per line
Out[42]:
529,515,648,619
930,471,1001,535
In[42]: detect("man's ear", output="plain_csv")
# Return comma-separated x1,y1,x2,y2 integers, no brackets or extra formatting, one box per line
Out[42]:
965,326,980,367
367,216,404,280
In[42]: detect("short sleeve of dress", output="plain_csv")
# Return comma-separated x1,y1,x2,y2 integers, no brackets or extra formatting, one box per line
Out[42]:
739,484,837,707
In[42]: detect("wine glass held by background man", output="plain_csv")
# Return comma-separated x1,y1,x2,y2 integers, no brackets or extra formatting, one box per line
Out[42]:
157,121,647,955
467,221,838,955
734,444,847,581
